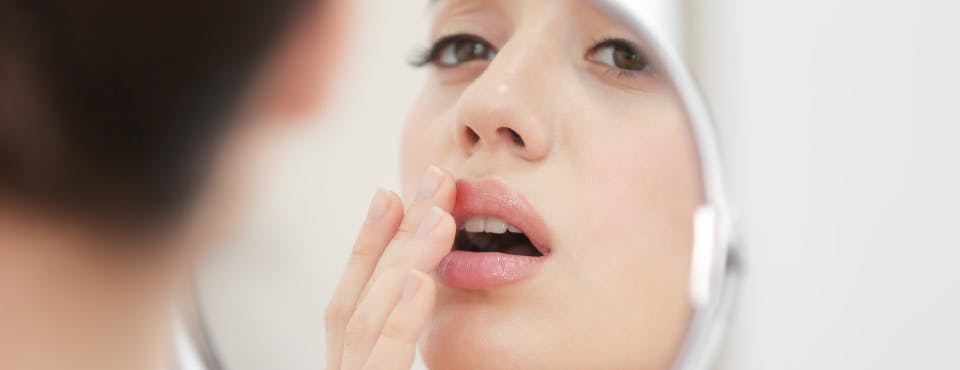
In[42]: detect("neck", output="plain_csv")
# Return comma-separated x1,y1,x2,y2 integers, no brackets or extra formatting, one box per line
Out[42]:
0,205,187,370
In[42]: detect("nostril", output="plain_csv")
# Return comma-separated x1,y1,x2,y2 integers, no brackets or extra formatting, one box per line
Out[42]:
498,127,525,147
464,126,480,145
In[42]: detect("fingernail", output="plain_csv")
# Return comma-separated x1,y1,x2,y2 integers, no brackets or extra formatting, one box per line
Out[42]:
415,207,444,239
402,270,426,301
365,189,389,221
415,166,444,201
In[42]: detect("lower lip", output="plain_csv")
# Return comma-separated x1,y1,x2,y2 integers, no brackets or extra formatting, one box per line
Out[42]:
437,251,545,290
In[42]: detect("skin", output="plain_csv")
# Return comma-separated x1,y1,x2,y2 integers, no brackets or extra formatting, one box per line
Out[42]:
398,0,703,369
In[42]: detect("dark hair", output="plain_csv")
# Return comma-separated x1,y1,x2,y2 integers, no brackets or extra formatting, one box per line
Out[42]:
0,0,310,228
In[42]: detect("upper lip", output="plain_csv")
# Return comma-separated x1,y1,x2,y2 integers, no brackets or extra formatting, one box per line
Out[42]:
452,178,552,255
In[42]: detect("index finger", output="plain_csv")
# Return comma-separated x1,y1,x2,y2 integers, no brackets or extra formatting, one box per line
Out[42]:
366,166,456,284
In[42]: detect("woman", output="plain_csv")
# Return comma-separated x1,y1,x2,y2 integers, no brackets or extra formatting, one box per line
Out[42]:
324,0,703,369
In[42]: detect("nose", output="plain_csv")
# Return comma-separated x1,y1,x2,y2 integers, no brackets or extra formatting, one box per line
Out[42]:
453,44,555,161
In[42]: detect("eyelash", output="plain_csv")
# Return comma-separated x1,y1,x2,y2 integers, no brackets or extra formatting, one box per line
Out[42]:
409,34,651,78
408,33,493,68
587,36,651,77
588,37,642,56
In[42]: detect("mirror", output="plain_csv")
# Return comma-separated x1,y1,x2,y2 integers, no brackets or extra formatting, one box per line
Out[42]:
193,1,738,370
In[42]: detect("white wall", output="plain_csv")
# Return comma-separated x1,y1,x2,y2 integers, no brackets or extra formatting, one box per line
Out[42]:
688,0,960,369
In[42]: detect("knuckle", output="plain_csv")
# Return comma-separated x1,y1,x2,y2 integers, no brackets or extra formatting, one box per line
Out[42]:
394,224,416,241
395,208,427,238
381,257,415,277
324,301,352,326
379,319,413,343
346,247,376,269
343,314,375,343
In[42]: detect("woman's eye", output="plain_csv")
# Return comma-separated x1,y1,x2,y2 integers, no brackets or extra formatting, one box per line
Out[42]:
587,38,650,72
413,34,497,68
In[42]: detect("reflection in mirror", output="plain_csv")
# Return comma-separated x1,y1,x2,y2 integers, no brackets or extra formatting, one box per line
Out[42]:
400,1,700,369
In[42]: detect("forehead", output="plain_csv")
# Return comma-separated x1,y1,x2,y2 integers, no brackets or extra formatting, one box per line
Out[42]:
428,0,641,30
427,0,650,49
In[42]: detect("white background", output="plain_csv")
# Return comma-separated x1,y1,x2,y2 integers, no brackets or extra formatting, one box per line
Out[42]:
197,1,960,369
690,0,960,369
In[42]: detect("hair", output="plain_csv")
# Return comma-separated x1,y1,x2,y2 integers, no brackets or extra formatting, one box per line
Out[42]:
0,0,311,229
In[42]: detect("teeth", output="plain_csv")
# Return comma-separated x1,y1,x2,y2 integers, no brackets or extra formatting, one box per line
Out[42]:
464,217,485,233
485,218,508,233
461,216,522,234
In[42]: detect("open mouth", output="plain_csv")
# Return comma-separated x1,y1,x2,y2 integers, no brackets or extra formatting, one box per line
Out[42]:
454,216,543,257
438,178,551,290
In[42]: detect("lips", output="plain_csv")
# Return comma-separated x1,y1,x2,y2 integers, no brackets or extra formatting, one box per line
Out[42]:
437,178,551,290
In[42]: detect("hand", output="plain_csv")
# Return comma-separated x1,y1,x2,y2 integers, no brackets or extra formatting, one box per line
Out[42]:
324,166,457,370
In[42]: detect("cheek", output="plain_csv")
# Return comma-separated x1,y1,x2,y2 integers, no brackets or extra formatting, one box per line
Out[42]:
565,100,701,286
399,93,458,198
581,97,701,231
557,106,697,353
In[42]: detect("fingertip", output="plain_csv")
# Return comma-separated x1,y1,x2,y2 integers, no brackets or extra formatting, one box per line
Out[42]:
365,189,389,221
413,208,455,273
383,189,405,212
415,206,456,239
414,165,457,210
437,208,457,234
415,165,445,201
434,170,458,212
365,188,404,224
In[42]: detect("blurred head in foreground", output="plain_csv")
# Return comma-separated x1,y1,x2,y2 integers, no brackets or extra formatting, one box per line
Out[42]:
0,0,346,368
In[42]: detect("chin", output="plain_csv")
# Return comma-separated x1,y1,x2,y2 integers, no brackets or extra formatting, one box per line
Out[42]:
421,297,558,370
419,286,689,370
421,290,622,370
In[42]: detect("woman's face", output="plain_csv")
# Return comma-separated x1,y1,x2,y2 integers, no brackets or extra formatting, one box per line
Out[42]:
400,0,703,369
